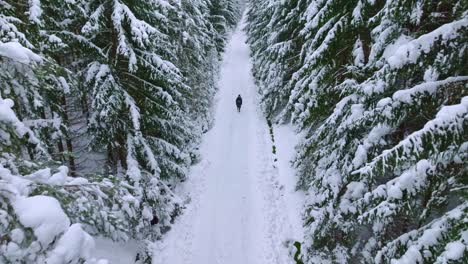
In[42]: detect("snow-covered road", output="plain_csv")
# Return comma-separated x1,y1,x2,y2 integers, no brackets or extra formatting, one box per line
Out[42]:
151,18,303,264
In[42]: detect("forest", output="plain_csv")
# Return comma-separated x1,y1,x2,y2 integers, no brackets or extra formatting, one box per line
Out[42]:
246,0,467,263
1,0,467,263
1,0,241,262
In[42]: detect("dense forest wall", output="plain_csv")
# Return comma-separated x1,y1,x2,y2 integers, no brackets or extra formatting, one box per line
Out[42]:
0,0,242,262
246,0,467,263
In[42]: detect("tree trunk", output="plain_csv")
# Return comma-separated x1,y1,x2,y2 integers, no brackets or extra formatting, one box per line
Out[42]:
61,95,77,176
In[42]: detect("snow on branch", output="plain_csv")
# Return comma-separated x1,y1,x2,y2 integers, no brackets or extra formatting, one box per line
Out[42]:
28,0,43,25
0,42,42,64
375,203,468,264
387,18,468,68
354,96,468,178
111,0,166,72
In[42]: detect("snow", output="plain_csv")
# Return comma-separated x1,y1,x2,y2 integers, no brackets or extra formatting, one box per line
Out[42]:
151,15,303,264
410,1,423,25
438,241,465,260
382,35,413,62
126,136,143,183
124,95,141,131
67,177,90,185
423,67,439,82
89,237,139,264
376,204,467,264
28,0,43,25
58,76,71,94
10,229,25,244
12,195,71,247
356,96,468,177
392,76,468,104
352,1,363,21
435,96,468,120
352,124,392,168
0,42,42,64
46,224,95,264
0,98,20,125
353,38,365,66
387,18,468,68
48,166,69,185
111,0,166,72
23,165,92,186
273,125,306,243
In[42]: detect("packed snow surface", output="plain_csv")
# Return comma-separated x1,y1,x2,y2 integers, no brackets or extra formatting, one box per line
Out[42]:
90,237,139,264
152,17,303,264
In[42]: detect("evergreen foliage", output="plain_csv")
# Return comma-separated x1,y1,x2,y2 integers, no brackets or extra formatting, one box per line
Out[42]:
247,0,468,263
0,0,242,262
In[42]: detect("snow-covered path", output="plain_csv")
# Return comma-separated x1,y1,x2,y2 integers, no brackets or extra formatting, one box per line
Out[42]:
152,18,303,264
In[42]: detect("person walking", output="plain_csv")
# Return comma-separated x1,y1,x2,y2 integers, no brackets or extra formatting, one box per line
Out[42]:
236,95,243,112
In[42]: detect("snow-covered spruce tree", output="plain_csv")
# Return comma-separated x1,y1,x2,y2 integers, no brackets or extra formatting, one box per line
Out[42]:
247,0,468,263
1,3,134,262
49,1,192,251
246,0,306,116
173,0,221,135
0,75,135,263
209,0,243,54
0,34,105,263
2,0,242,262
0,0,79,171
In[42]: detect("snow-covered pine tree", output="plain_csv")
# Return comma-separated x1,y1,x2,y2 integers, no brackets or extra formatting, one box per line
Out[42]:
60,1,191,249
0,13,120,263
284,0,368,130
173,0,217,136
246,0,306,116
209,0,242,54
35,0,100,175
246,0,468,263
0,0,78,170
0,78,145,263
338,1,468,262
2,0,243,262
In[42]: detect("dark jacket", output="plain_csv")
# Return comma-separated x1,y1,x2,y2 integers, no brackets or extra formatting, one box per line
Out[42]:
236,97,242,106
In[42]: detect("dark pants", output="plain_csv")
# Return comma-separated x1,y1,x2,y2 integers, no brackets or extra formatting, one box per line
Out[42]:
236,104,241,112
